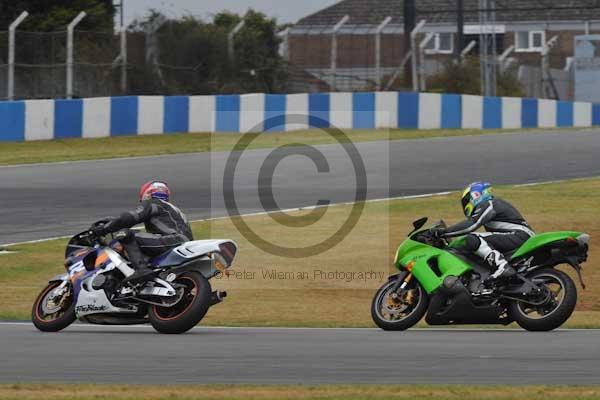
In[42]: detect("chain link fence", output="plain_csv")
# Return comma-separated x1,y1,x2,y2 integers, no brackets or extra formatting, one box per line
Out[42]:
285,21,577,99
0,22,578,100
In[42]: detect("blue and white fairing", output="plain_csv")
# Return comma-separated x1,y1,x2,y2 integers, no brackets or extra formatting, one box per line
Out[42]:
151,239,238,268
58,247,137,317
48,237,237,319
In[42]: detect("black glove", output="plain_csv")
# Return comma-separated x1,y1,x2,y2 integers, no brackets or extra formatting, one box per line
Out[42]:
91,218,112,227
430,228,446,239
89,225,108,237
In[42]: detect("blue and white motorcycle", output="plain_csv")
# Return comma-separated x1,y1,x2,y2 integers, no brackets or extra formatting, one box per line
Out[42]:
32,221,237,334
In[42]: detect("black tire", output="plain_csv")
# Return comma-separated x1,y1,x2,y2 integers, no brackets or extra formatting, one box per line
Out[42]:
508,268,577,332
31,282,76,332
371,278,429,331
148,271,212,334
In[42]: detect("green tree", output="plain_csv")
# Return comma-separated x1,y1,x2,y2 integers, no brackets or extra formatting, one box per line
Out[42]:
428,57,524,97
0,0,115,31
227,10,286,93
128,9,286,95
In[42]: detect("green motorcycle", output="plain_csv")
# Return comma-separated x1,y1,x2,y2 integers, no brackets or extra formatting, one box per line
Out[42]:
371,218,590,331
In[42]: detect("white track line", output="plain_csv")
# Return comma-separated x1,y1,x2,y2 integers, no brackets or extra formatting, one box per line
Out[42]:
0,153,199,169
2,235,73,247
4,176,596,248
1,191,454,247
1,321,598,332
513,177,593,187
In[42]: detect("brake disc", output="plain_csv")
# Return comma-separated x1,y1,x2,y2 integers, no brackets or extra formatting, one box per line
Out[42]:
42,287,68,314
384,290,410,315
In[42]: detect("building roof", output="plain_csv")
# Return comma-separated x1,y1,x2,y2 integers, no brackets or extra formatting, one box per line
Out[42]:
296,0,600,26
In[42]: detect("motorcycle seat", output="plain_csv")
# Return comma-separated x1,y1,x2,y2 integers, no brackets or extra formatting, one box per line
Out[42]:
150,248,178,267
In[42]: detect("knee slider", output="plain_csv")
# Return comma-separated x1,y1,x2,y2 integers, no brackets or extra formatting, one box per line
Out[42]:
465,234,481,252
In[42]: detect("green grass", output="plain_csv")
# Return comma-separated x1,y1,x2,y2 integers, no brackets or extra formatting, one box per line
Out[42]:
2,178,599,327
0,127,589,165
1,384,600,400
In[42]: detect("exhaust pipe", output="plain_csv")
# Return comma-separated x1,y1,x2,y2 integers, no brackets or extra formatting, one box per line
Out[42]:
210,290,227,306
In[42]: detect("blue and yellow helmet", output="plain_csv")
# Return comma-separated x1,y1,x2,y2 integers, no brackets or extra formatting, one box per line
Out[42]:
461,182,493,216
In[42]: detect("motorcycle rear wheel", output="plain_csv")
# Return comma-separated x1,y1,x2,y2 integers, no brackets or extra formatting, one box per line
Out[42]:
148,271,211,334
32,281,76,332
509,268,577,332
371,278,429,331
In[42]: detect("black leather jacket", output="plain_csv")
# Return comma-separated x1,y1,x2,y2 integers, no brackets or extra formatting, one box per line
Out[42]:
444,197,534,238
102,199,193,240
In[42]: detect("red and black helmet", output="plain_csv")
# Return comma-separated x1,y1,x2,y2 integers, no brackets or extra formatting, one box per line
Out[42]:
139,180,170,202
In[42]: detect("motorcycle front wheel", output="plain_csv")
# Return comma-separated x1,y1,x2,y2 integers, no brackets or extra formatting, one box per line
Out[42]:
32,281,76,332
508,268,577,332
148,271,212,334
371,277,429,331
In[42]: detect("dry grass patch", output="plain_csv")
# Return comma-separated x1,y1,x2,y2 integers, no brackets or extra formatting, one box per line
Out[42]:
0,127,582,166
1,384,600,400
1,178,598,327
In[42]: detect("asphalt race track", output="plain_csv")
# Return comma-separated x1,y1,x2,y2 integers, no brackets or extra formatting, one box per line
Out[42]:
2,129,600,245
1,323,599,384
2,130,600,386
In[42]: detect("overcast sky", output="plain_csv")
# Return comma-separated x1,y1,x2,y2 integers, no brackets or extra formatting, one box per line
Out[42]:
121,0,340,26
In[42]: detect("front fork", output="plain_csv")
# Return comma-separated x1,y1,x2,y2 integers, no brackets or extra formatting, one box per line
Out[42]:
47,280,71,310
389,271,413,295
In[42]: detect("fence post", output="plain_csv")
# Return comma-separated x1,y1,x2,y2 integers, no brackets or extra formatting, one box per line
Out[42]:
278,27,290,61
330,15,349,92
479,0,497,97
419,32,435,91
410,20,426,92
375,16,392,91
460,40,477,62
7,11,28,100
66,11,86,99
498,45,514,72
120,29,127,94
228,20,245,62
541,35,559,99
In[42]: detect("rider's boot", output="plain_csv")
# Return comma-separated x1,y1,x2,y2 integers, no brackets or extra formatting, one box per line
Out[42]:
486,251,516,280
475,240,515,288
117,230,154,284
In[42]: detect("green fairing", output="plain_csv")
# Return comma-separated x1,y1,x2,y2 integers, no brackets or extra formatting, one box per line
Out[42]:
511,231,583,259
395,238,472,294
393,230,583,294
448,236,467,249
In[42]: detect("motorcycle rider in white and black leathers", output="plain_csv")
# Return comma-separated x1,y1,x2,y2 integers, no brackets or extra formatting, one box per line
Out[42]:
433,182,535,286
91,181,193,284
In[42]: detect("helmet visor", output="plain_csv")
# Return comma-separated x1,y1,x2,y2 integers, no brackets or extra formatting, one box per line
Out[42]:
461,189,473,216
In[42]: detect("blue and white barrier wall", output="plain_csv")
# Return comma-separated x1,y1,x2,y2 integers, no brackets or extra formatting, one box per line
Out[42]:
1,93,599,141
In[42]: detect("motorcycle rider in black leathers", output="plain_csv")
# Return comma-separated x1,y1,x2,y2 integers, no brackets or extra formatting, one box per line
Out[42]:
91,181,193,284
434,182,534,286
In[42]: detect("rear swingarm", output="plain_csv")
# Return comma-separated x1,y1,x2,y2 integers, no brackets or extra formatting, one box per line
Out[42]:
500,273,540,297
500,290,552,306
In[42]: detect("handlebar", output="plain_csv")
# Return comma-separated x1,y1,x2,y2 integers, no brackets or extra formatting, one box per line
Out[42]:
90,218,111,228
413,227,448,249
77,229,106,247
